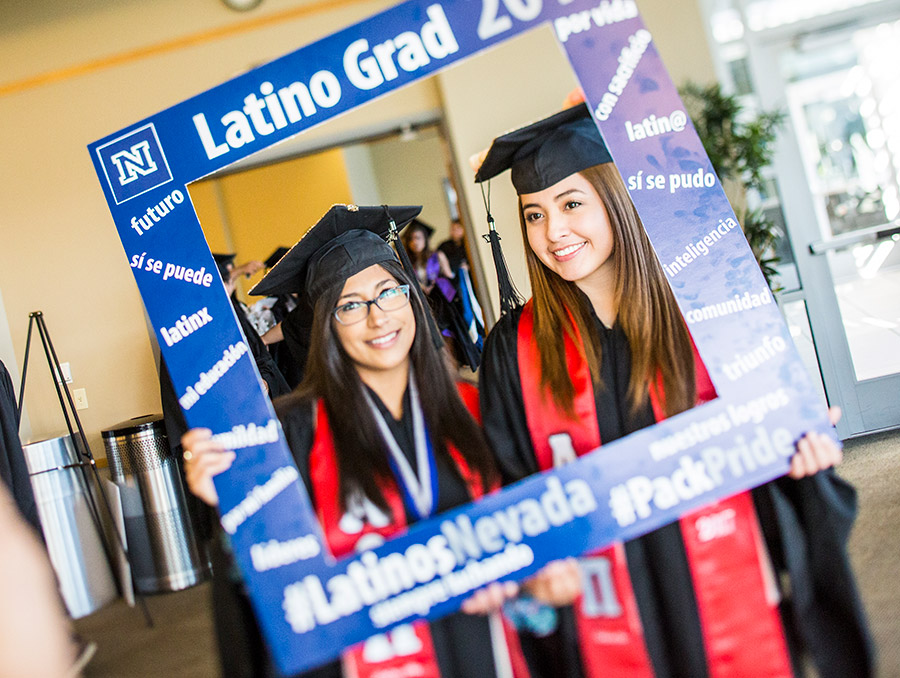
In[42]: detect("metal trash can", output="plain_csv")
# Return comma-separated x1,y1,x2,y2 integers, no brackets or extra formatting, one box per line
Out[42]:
24,435,118,618
102,415,206,594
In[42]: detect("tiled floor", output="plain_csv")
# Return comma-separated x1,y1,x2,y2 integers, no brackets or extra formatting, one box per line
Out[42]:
76,582,218,678
841,428,900,675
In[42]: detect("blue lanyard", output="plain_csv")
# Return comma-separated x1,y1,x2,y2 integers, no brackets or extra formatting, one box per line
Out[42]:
364,370,438,521
385,424,439,521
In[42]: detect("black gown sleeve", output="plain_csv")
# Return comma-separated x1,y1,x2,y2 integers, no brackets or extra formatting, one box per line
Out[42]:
756,470,874,678
281,304,314,383
0,360,40,533
234,299,291,399
479,309,540,484
479,312,589,678
273,396,317,498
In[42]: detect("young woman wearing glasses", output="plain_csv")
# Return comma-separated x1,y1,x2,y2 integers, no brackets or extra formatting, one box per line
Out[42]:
181,205,523,678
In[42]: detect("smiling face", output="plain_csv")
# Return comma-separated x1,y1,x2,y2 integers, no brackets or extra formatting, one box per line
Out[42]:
521,172,616,291
332,263,416,382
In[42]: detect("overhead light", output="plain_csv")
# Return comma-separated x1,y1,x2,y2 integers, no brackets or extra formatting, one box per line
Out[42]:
222,0,263,11
400,123,418,142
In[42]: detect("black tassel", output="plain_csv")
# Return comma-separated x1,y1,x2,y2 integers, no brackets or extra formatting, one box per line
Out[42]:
483,215,524,316
383,205,444,350
478,182,523,316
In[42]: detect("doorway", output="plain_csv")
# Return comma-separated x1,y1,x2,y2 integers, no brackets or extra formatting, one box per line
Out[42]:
740,4,900,437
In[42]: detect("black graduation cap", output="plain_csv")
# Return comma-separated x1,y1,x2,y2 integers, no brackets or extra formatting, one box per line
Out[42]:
250,203,445,351
471,104,610,316
406,218,435,239
249,205,421,299
212,252,236,280
264,246,290,270
474,103,612,194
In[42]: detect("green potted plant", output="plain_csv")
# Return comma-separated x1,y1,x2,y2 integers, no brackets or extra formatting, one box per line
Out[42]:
680,82,785,288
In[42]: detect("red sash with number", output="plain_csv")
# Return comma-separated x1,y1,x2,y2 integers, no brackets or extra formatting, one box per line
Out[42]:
516,301,792,678
309,383,530,678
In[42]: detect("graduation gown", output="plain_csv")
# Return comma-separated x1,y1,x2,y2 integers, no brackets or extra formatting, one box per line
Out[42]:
234,298,291,399
209,385,508,678
479,305,874,678
437,239,469,275
0,359,40,533
280,303,314,385
268,295,304,389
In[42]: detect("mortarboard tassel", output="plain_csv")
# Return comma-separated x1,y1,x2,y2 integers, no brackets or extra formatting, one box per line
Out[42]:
383,205,445,350
483,216,525,316
479,184,524,316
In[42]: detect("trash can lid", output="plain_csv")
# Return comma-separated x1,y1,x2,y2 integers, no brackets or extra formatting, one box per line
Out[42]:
101,414,164,438
22,435,81,475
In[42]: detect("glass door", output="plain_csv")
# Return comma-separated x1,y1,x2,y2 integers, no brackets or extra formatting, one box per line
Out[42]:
746,7,900,436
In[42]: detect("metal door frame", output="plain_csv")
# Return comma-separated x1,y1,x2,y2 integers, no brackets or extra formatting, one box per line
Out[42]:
739,0,900,437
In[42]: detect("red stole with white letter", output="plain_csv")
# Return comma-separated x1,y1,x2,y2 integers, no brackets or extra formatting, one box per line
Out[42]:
308,383,530,678
516,300,792,678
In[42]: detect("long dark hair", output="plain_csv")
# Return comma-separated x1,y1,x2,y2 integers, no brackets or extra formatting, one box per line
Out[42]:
402,224,434,271
278,259,496,513
521,163,696,418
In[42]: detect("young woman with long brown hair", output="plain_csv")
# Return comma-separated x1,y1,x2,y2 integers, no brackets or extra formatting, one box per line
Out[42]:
402,219,454,295
475,104,873,678
181,205,522,678
402,218,484,369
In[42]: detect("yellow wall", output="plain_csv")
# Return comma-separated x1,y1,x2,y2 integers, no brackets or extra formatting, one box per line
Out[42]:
0,0,716,456
187,182,231,257
191,149,354,299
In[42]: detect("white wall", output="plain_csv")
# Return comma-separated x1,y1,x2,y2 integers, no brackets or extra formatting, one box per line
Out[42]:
367,127,455,244
342,144,382,206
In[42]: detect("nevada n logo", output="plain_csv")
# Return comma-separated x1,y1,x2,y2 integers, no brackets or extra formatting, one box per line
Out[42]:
96,123,172,204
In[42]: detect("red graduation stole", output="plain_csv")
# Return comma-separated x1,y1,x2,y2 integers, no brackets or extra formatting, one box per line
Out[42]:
308,383,531,678
516,301,792,678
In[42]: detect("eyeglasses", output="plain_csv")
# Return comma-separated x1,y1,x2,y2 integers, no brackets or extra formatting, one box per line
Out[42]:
333,285,411,325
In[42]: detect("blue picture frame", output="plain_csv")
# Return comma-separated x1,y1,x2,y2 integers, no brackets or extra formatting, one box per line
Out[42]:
89,1,829,673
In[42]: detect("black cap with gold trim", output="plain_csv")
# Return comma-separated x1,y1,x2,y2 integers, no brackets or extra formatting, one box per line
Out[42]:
249,204,421,299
